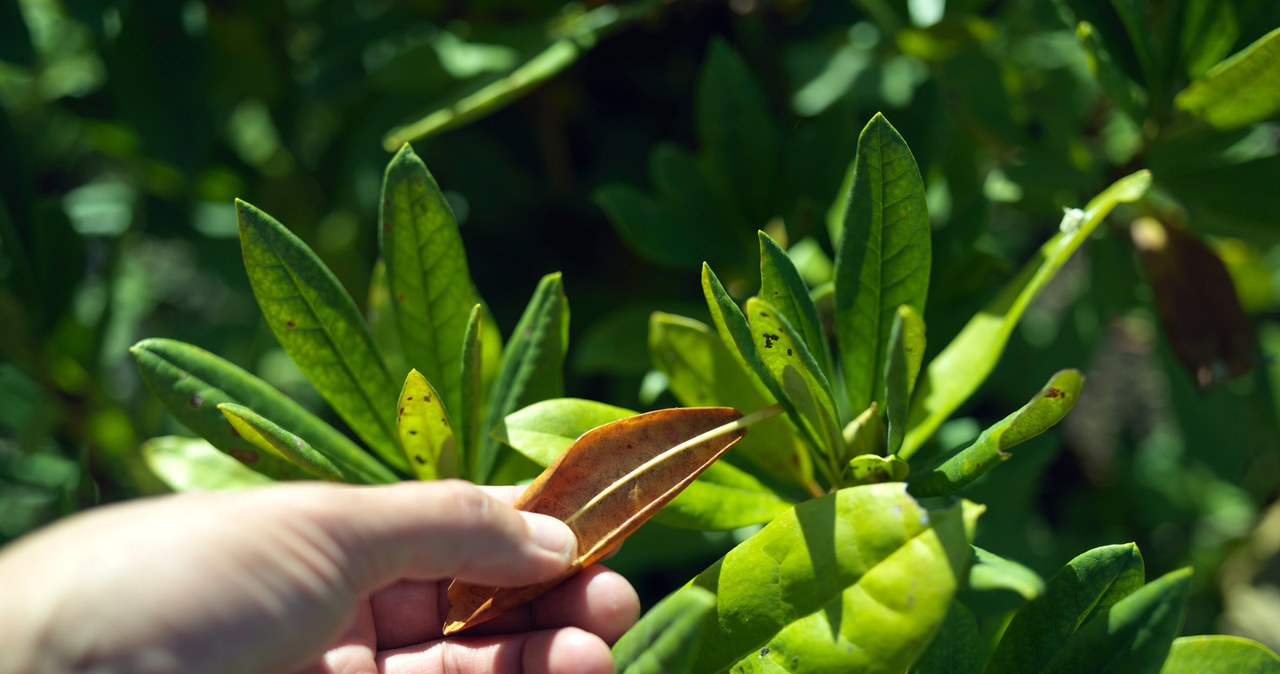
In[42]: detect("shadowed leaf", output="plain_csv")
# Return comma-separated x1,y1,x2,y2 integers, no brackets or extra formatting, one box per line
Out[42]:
1131,217,1255,388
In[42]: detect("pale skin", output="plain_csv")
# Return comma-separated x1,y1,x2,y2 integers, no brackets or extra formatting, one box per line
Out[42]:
0,480,640,674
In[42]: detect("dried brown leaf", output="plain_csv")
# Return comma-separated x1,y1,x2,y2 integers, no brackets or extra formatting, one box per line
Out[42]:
442,406,748,634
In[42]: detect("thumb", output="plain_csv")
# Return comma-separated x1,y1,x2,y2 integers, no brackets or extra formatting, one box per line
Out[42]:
295,480,578,592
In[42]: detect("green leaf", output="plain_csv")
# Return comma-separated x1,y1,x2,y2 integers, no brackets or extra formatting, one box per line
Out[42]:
0,0,34,67
910,602,981,674
141,436,274,492
902,171,1150,457
594,185,702,268
1107,0,1158,102
457,305,484,481
1077,21,1147,123
834,113,931,420
494,398,636,466
885,305,925,456
367,259,406,378
683,483,975,672
745,297,843,464
380,144,473,424
697,37,781,228
650,312,814,487
908,370,1084,497
613,585,717,674
397,369,458,480
759,231,834,380
218,403,355,483
1159,635,1280,673
966,546,1045,602
381,4,643,147
131,338,390,482
236,200,407,473
987,543,1146,674
1041,567,1192,674
476,272,569,482
496,398,794,530
844,454,909,485
1179,0,1240,80
1176,27,1280,129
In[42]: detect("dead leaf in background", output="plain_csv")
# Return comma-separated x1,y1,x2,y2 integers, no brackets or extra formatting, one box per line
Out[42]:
442,406,748,634
1131,217,1255,388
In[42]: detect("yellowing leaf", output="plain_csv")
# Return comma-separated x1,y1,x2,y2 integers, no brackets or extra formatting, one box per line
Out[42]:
443,406,755,634
396,369,458,480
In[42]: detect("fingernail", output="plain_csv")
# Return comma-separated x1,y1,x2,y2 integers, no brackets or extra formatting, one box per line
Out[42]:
521,511,576,559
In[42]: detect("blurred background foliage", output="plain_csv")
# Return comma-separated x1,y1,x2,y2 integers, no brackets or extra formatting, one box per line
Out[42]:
2,0,1279,650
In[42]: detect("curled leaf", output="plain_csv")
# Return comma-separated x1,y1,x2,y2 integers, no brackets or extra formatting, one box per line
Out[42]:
443,406,753,634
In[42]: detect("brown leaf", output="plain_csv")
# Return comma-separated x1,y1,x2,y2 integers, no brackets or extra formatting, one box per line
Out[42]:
442,406,747,635
1131,217,1255,388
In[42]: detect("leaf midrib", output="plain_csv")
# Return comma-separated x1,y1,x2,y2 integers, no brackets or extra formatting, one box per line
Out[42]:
257,225,396,449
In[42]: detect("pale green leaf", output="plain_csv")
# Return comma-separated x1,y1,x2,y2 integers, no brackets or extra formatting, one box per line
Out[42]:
397,369,458,480
218,403,390,484
496,398,794,530
902,171,1150,457
1176,27,1280,129
909,370,1083,496
141,436,274,492
683,484,975,672
649,312,814,487
1159,635,1280,673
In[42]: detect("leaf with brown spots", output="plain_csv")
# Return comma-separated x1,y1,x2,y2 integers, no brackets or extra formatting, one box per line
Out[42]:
443,406,757,634
908,369,1084,497
396,369,458,480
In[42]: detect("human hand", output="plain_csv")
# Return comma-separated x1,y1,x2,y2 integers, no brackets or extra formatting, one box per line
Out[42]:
0,480,639,674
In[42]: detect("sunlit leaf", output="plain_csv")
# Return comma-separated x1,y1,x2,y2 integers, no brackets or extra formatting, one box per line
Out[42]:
141,436,274,492
236,200,406,472
1176,27,1280,129
444,406,753,633
679,484,977,672
759,231,833,379
745,297,843,462
1159,635,1280,673
902,171,1150,457
396,369,457,480
966,546,1045,602
835,113,931,420
380,144,472,422
649,312,815,488
909,370,1083,497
